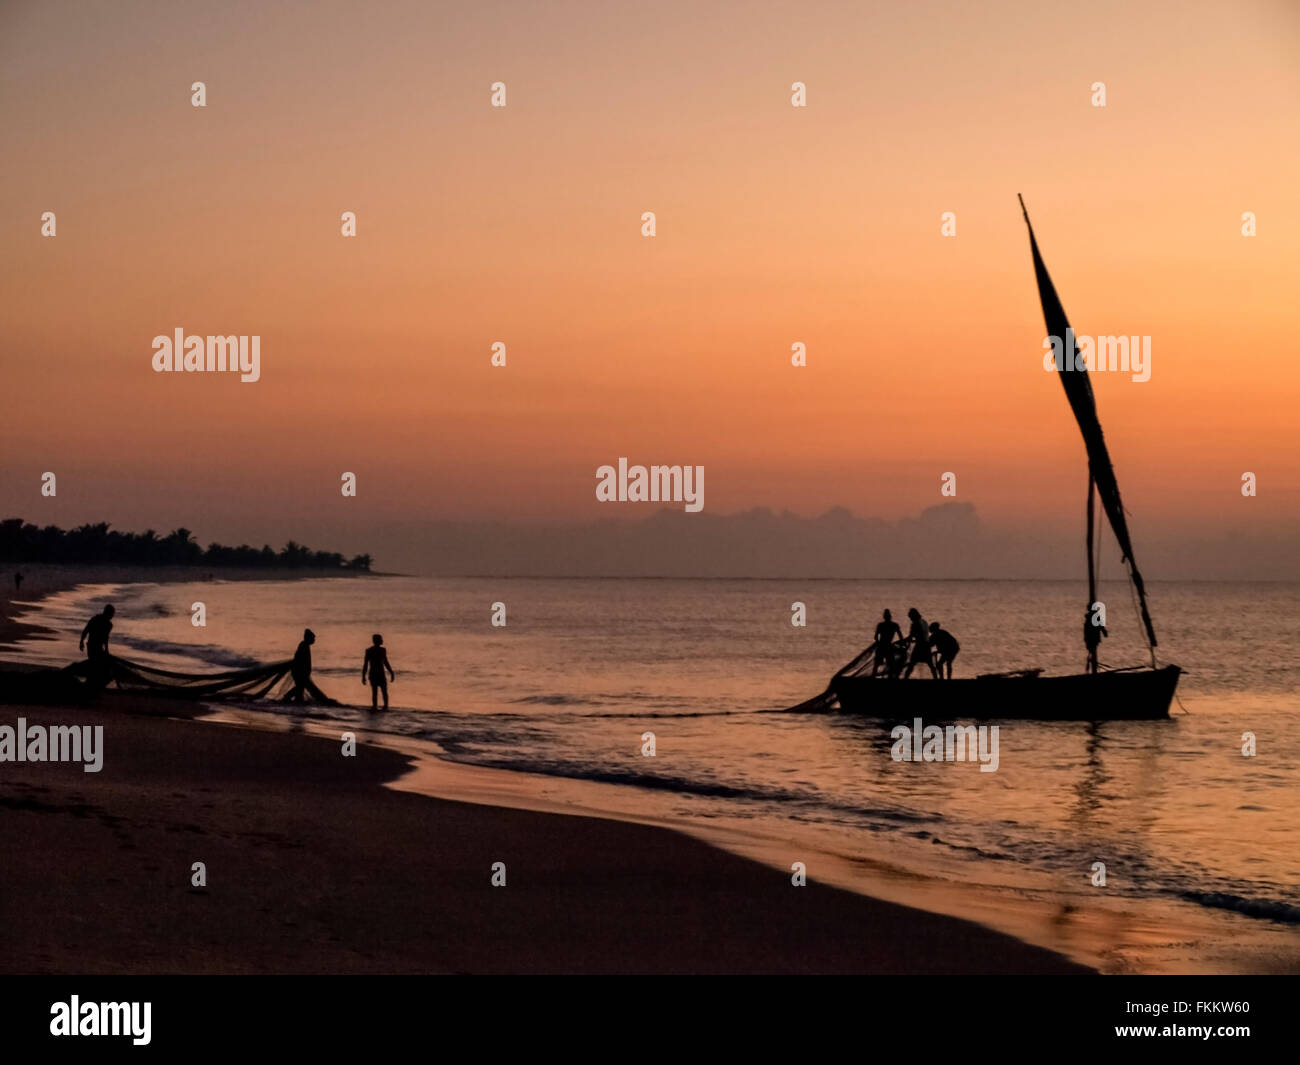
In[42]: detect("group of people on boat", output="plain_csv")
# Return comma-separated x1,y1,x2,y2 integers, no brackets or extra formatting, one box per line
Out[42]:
77,605,396,710
871,608,959,680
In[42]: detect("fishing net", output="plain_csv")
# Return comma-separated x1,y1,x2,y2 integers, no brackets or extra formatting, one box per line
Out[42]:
783,642,878,712
784,641,1061,711
64,655,339,705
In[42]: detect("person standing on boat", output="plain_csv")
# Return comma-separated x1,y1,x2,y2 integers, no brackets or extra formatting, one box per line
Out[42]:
902,608,937,679
1083,609,1107,674
928,621,960,679
872,609,902,676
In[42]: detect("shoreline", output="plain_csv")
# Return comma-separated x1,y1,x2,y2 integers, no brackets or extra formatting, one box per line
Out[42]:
0,573,1093,972
345,715,1294,976
12,571,1293,974
2,570,1284,974
0,691,1091,974
0,563,380,650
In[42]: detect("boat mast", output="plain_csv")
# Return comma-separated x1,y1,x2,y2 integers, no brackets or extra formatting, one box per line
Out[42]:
1085,473,1098,673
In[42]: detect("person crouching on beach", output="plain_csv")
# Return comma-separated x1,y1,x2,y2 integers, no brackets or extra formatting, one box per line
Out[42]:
362,634,395,711
79,603,115,689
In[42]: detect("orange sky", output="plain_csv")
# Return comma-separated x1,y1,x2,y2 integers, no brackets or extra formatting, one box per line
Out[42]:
2,0,1297,558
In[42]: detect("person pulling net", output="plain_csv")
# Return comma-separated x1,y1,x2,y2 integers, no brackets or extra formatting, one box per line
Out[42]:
63,609,339,705
781,606,964,712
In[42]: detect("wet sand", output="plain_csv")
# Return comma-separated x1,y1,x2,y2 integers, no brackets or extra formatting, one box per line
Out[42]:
0,693,1091,974
0,567,1092,973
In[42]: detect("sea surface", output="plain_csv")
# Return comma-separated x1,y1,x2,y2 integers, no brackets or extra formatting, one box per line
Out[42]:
8,576,1299,973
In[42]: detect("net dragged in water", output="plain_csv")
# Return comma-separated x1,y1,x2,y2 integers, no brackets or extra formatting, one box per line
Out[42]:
65,655,339,705
783,643,877,713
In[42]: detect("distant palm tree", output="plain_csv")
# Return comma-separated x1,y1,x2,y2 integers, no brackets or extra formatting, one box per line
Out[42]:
0,517,369,571
164,527,201,564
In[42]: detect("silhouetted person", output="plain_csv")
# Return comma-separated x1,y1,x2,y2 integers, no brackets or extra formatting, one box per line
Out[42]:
1084,610,1108,674
361,634,395,711
902,608,936,679
929,621,960,679
873,608,902,676
79,604,115,689
80,604,114,658
284,628,316,704
13,572,22,592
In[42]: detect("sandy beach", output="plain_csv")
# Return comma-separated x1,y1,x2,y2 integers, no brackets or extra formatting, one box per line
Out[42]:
0,570,1088,974
0,689,1090,974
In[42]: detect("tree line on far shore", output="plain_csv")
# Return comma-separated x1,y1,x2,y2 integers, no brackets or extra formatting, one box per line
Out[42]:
0,519,372,572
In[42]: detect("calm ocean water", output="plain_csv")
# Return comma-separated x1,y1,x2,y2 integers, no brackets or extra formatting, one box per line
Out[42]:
9,576,1299,971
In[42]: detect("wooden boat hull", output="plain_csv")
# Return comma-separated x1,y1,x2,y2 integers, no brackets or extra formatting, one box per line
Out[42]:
831,665,1181,721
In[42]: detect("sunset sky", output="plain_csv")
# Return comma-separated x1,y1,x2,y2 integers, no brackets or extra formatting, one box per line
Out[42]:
2,0,1297,573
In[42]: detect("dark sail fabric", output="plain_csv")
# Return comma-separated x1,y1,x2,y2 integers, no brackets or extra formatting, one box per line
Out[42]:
1019,197,1159,654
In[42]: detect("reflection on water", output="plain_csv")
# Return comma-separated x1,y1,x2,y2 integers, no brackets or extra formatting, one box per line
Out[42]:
8,576,1299,971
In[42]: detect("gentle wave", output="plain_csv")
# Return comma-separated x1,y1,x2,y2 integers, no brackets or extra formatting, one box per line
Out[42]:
1179,892,1300,926
424,747,944,826
115,636,263,670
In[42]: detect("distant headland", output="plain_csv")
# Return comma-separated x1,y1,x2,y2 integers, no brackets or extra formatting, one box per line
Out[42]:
0,519,372,572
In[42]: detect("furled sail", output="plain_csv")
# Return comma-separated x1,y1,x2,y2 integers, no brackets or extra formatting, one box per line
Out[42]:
1018,195,1158,655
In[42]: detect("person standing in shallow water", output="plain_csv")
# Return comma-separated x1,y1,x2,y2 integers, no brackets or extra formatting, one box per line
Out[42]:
361,634,395,711
902,607,937,679
284,628,316,704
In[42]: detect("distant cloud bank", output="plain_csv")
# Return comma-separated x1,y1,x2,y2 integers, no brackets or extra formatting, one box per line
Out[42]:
371,503,1297,580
